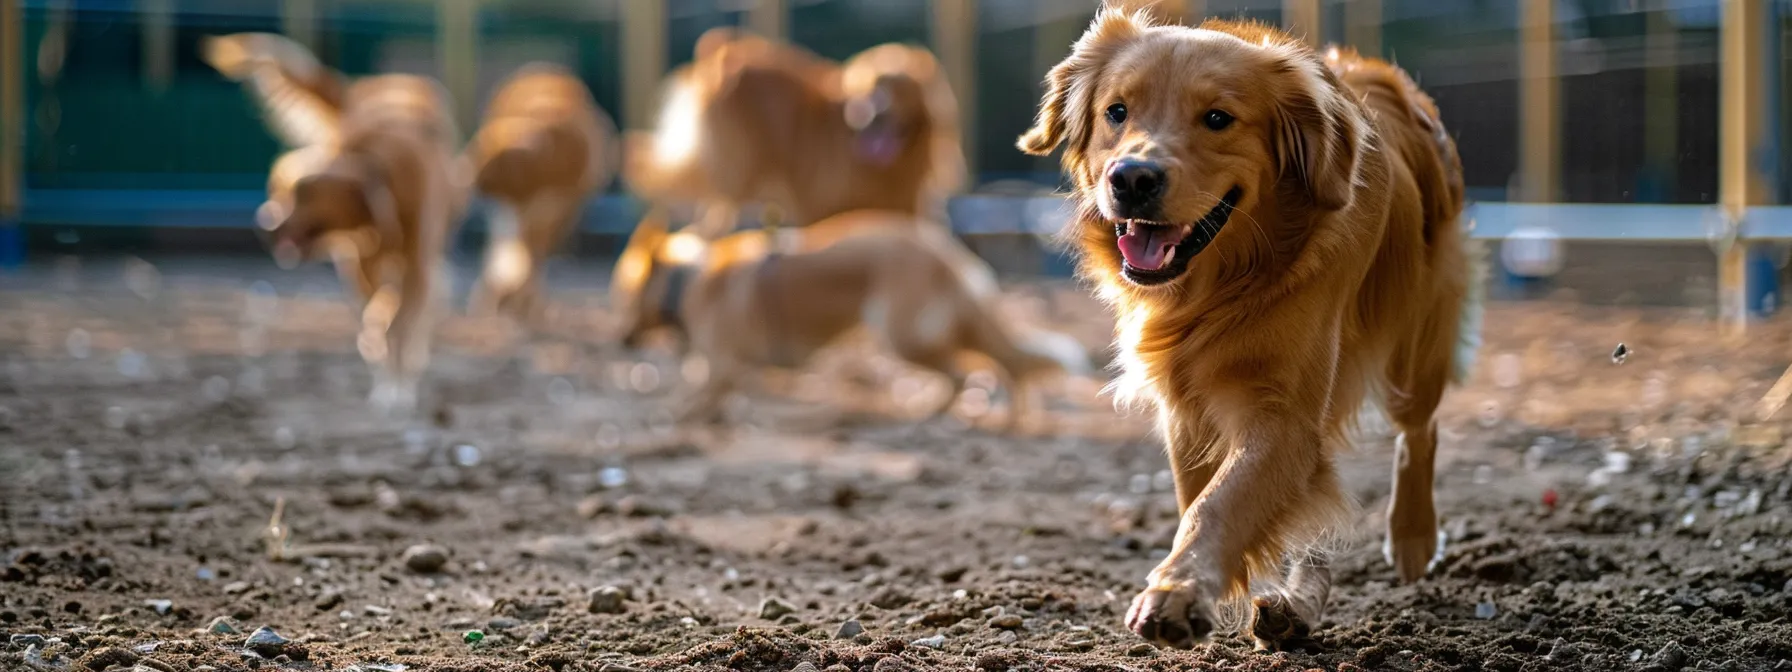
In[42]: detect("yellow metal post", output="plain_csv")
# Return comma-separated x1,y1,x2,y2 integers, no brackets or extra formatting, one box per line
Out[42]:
282,0,317,50
0,0,20,268
1345,0,1381,56
748,0,786,40
1281,0,1321,47
1718,0,1774,336
622,0,666,131
437,0,479,131
932,0,976,182
1518,0,1558,203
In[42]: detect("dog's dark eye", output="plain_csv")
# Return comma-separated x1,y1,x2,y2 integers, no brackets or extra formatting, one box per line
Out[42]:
1203,109,1234,131
1105,103,1128,125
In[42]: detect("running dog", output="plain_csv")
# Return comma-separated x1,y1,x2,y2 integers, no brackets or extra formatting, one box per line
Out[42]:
1019,10,1481,650
464,63,617,326
204,33,465,413
611,210,1091,430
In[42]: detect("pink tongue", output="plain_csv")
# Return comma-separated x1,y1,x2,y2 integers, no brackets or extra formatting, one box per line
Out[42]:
1117,226,1177,271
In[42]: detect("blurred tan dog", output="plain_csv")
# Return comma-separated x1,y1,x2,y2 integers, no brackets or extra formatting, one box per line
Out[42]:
204,33,465,413
611,210,1091,430
464,64,617,326
625,28,964,240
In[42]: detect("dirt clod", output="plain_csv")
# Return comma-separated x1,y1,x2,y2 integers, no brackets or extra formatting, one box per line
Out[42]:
758,598,797,620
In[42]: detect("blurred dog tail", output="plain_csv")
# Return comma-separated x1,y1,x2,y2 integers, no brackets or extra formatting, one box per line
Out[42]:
201,32,344,149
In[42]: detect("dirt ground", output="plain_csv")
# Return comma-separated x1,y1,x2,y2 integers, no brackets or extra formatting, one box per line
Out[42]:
4,255,1792,672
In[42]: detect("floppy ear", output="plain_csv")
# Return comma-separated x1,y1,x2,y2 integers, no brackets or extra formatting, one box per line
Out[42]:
1017,8,1146,158
1274,56,1367,211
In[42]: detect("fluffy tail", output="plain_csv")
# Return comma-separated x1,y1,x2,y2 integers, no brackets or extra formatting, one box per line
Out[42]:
200,32,343,149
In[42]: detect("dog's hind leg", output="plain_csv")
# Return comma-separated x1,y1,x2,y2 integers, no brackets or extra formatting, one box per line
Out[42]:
1384,311,1456,584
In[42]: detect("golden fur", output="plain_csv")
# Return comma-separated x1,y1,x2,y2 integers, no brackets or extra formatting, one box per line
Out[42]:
625,28,965,239
204,33,465,413
1019,11,1476,650
610,210,1091,430
464,63,618,325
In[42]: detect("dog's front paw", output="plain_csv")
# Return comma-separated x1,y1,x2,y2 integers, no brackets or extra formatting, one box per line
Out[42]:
1125,584,1216,649
1250,594,1320,653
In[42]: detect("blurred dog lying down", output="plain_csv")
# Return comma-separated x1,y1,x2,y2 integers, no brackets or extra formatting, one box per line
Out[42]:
203,32,464,413
611,209,1094,431
625,28,965,241
464,64,618,328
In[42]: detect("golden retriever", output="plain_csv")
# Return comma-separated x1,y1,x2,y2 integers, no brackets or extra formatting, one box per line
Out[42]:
625,28,964,240
1019,11,1479,650
610,209,1090,430
464,63,617,326
204,33,465,413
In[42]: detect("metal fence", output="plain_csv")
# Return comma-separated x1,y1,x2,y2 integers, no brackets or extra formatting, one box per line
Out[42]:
1,0,1790,328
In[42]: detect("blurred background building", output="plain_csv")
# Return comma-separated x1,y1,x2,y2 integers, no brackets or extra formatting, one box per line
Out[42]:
0,0,1787,317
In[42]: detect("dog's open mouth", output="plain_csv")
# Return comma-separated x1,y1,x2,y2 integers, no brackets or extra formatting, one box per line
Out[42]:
1115,187,1241,286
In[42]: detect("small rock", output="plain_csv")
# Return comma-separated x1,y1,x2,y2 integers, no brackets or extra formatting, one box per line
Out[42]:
144,599,173,616
587,586,627,614
10,634,47,648
222,581,252,595
363,605,392,617
487,617,522,631
834,620,864,639
980,606,1004,619
911,634,946,649
935,566,969,583
995,630,1019,644
1474,602,1497,619
759,598,797,620
988,614,1023,630
1126,642,1157,657
401,544,449,574
134,658,179,672
791,663,819,672
313,591,344,611
244,626,289,656
207,617,239,635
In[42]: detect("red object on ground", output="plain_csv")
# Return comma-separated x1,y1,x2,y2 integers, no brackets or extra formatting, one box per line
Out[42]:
1542,488,1559,509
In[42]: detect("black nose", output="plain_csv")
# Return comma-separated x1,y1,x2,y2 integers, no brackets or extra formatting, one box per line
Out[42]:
1107,160,1166,212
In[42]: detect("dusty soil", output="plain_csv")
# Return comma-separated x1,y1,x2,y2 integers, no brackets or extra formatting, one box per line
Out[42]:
4,255,1792,672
